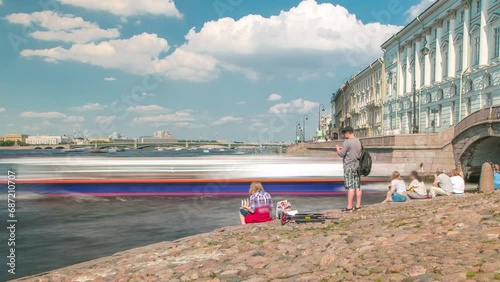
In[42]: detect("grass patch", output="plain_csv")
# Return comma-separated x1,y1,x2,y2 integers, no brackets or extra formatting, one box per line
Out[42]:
466,272,476,278
375,278,382,282
493,273,500,280
481,240,495,244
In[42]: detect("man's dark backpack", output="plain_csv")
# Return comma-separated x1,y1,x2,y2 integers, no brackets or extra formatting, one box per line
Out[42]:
358,145,372,176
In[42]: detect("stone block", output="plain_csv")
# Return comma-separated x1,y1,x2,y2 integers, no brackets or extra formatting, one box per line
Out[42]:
479,162,494,193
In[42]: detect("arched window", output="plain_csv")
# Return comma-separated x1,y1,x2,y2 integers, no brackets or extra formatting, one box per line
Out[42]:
438,88,444,100
426,92,432,104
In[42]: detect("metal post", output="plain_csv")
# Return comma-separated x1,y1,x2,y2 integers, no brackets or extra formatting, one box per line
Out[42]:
303,114,308,142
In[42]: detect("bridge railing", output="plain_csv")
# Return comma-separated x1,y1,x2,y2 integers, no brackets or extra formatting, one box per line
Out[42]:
454,106,500,137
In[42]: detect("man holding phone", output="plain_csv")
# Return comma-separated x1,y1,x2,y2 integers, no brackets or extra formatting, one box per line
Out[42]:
336,126,362,212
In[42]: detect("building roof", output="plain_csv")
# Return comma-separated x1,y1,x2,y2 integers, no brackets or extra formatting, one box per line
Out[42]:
381,0,450,49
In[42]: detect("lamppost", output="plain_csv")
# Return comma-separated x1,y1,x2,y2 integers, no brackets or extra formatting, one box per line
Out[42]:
413,18,430,134
302,114,308,142
295,121,301,143
318,104,325,137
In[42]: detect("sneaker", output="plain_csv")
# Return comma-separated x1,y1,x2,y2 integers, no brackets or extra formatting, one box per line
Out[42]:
340,208,353,213
354,206,363,211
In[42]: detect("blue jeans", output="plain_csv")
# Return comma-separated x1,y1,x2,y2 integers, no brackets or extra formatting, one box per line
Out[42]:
391,193,407,202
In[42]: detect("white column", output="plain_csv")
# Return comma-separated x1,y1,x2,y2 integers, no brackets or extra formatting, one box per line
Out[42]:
448,12,456,77
415,37,422,89
397,47,403,96
479,0,490,67
406,41,413,93
435,20,443,82
462,3,471,72
424,29,432,86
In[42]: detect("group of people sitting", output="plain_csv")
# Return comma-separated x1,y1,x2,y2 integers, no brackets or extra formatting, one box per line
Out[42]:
382,168,465,203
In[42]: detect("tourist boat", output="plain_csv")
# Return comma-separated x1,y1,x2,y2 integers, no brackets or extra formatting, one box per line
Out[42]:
203,149,210,153
0,157,388,196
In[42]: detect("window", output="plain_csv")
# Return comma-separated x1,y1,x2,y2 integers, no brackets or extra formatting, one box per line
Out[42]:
476,0,481,14
431,52,436,82
434,28,437,40
485,93,492,107
420,57,425,85
494,27,500,59
437,105,442,127
460,11,464,23
450,102,455,126
457,44,463,71
443,50,449,77
473,36,480,65
446,20,450,32
466,98,471,115
426,108,430,128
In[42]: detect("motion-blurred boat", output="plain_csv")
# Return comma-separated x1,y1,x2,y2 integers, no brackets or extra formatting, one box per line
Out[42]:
0,157,387,196
203,149,210,153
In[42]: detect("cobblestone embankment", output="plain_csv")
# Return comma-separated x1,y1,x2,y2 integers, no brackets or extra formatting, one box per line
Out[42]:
14,192,500,282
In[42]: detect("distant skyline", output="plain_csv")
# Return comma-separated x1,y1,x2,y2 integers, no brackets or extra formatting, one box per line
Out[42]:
0,0,434,141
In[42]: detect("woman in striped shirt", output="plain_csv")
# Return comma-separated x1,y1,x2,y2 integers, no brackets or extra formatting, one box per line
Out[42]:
239,182,273,225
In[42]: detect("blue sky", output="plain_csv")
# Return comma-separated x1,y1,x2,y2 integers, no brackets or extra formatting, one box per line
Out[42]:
0,0,434,142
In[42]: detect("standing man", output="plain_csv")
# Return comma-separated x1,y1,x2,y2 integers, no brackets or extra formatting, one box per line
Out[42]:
336,126,362,212
429,169,453,198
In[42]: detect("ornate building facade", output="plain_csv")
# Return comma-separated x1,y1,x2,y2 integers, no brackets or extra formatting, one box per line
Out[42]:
382,0,500,134
332,58,386,137
332,0,500,137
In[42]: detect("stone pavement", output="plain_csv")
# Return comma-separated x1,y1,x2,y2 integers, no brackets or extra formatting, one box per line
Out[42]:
13,192,500,282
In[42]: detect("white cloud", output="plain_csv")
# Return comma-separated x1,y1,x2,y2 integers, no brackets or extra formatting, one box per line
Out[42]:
405,0,435,20
20,111,66,118
6,11,119,43
212,116,243,126
267,93,282,101
104,77,117,81
236,101,247,105
64,116,85,122
120,17,128,24
0,107,5,113
133,111,194,123
177,0,402,79
56,0,183,18
71,103,106,111
249,122,267,131
95,115,116,123
21,33,218,82
19,1,400,82
175,122,204,129
268,99,319,115
127,105,168,114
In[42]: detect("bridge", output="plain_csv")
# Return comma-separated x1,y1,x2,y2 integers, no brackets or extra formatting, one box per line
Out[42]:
287,106,500,180
452,106,500,179
71,141,288,150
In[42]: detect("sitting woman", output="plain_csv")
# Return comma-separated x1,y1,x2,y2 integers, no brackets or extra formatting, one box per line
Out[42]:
382,171,407,203
239,182,273,225
407,170,428,199
494,164,500,190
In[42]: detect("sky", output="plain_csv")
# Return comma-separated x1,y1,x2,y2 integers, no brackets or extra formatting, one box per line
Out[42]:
0,0,435,142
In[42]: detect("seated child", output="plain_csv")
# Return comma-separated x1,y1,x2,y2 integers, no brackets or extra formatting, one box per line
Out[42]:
239,182,273,225
382,171,407,203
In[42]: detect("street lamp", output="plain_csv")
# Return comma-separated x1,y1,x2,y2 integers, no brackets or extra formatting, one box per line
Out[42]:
318,104,325,136
295,121,301,143
413,18,430,134
303,114,308,142
412,37,430,134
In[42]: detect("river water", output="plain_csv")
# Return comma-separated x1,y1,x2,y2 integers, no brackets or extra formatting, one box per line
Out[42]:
0,149,387,280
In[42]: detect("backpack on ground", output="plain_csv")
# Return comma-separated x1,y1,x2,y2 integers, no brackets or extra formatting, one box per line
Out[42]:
358,145,372,176
276,200,292,219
